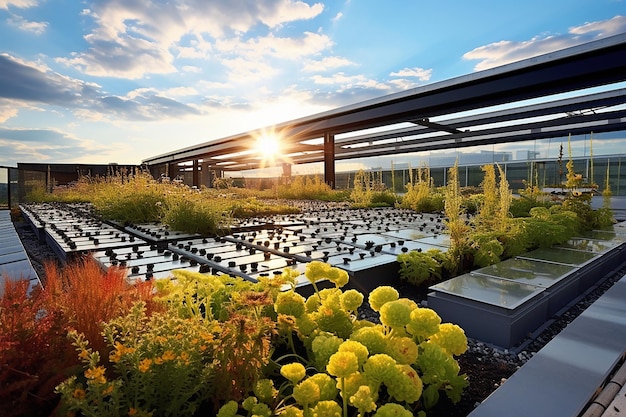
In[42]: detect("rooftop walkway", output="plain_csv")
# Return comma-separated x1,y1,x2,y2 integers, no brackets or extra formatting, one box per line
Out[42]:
468,264,626,417
0,210,40,296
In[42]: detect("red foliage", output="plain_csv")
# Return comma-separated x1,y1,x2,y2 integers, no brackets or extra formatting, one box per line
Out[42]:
0,279,75,417
0,257,159,417
44,257,158,354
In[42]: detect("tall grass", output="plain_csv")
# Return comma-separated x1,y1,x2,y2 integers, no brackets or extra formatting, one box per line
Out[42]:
275,175,348,201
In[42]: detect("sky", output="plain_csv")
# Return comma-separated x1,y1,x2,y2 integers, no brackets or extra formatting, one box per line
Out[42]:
0,0,625,170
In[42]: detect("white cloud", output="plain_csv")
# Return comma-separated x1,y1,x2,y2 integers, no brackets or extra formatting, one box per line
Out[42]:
302,55,354,72
56,34,177,79
569,15,626,37
216,32,332,60
221,57,279,83
7,13,47,34
0,54,204,122
58,0,326,79
182,65,202,73
311,72,390,92
126,86,198,99
463,15,626,71
390,67,432,81
176,41,213,60
388,78,421,90
0,0,38,9
0,99,21,122
332,12,343,23
198,80,231,90
259,0,324,28
0,127,110,164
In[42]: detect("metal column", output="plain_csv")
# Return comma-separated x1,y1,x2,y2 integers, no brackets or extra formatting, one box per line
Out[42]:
324,132,336,189
192,159,199,188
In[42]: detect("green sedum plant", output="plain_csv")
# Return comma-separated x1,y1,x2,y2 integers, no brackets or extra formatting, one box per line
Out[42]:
397,249,445,286
219,262,469,417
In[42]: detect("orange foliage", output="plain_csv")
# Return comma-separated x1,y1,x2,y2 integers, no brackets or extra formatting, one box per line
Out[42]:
0,257,159,417
43,257,159,354
0,279,74,417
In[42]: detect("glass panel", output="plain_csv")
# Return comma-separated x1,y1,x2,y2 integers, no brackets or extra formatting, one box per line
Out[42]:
579,230,626,242
519,247,596,266
382,229,430,241
558,237,620,253
473,258,575,288
430,274,543,309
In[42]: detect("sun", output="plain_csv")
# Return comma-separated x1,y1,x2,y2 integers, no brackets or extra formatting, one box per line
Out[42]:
255,133,282,164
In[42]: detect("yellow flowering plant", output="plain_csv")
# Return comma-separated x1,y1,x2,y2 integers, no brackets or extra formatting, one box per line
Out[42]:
57,262,468,417
223,263,468,417
56,303,220,417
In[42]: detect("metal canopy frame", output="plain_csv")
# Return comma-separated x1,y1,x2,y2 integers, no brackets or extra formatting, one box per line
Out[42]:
142,33,626,187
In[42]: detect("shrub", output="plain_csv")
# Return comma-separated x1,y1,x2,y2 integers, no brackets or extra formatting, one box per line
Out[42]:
510,195,553,218
225,262,467,416
400,166,444,213
369,191,397,207
161,192,231,236
470,233,505,268
398,249,445,286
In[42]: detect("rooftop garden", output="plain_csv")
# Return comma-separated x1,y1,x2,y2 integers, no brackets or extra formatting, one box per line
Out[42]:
2,148,617,416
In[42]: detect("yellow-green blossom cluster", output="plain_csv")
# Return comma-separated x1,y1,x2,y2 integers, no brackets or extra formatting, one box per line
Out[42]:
305,261,349,287
267,263,469,417
56,261,468,417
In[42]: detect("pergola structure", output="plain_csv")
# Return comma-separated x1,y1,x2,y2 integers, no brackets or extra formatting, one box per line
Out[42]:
142,33,626,188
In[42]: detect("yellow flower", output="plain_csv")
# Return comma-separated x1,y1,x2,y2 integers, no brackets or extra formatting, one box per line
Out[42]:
129,408,137,416
72,388,86,400
102,385,114,396
154,357,164,365
78,349,89,361
327,351,359,378
280,362,307,384
292,379,320,406
179,352,190,364
200,332,214,343
110,350,122,363
161,350,176,361
85,366,107,384
138,358,152,373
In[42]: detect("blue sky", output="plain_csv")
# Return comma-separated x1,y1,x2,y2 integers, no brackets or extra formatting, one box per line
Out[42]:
0,0,625,169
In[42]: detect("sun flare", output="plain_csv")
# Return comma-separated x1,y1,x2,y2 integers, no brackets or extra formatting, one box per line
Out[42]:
256,134,281,158
253,132,286,169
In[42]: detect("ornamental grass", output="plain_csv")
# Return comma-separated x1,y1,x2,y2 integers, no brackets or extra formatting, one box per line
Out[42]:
0,258,157,417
